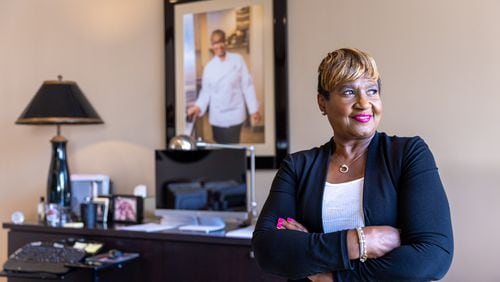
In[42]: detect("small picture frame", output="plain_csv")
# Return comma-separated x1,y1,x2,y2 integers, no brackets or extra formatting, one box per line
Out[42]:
112,195,143,224
93,197,110,224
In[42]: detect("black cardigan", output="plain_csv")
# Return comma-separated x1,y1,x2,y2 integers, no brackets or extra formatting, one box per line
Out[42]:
252,132,453,281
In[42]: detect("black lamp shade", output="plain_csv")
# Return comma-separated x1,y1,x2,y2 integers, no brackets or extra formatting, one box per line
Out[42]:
16,79,103,125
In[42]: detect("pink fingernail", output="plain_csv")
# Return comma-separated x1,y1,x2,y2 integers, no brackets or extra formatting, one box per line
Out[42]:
287,217,294,223
278,217,285,223
276,223,283,229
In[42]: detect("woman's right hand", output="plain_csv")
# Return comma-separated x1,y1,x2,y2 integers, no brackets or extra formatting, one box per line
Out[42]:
348,226,401,260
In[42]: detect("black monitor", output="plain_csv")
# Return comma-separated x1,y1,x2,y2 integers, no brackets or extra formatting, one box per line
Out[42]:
154,149,248,223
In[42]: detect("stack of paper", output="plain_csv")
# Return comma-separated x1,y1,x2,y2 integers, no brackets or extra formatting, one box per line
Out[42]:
117,223,179,232
225,225,255,238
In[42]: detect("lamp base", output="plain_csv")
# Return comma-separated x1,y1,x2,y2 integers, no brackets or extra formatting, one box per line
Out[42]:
47,135,71,207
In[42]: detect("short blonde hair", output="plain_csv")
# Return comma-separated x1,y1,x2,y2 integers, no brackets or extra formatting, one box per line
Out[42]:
317,48,380,98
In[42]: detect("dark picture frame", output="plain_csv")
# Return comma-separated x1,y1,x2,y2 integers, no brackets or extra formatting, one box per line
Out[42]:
111,195,144,224
164,0,288,169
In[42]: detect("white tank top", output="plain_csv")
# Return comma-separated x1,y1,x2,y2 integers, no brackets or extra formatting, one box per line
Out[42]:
322,178,365,233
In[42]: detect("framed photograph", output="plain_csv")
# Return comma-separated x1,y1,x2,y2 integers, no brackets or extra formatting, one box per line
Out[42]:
165,0,289,169
112,195,144,224
93,197,110,224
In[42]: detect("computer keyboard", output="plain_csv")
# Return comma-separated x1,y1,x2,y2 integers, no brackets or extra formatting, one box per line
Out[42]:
3,241,86,274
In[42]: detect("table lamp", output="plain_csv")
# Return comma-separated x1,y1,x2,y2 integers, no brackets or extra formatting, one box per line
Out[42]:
16,75,103,209
168,135,258,225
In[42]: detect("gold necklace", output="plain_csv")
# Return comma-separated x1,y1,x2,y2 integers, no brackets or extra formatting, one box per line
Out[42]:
334,150,367,174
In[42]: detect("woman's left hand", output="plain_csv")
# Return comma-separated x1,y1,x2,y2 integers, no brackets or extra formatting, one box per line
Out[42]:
276,218,334,282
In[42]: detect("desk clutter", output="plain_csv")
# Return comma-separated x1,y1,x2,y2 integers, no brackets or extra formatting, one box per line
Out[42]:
32,174,146,228
2,239,138,277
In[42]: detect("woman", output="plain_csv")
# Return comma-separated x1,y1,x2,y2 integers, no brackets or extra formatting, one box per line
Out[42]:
187,29,261,144
252,48,453,281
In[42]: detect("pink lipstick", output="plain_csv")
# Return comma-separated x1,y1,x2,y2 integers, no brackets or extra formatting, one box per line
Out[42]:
353,114,372,123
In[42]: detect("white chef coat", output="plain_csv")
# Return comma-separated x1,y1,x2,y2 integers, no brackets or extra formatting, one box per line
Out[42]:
195,52,259,128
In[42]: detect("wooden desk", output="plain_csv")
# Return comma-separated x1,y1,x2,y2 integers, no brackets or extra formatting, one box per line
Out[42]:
2,223,283,282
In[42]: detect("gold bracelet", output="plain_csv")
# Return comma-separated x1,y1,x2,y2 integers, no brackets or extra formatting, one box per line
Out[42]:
356,227,368,262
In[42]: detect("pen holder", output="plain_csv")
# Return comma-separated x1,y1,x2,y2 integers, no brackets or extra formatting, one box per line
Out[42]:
80,202,97,229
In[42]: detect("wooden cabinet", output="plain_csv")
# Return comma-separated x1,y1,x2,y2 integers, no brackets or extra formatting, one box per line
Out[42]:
2,223,283,282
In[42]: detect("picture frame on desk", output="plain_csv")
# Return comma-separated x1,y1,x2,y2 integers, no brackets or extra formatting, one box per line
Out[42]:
111,195,144,224
165,0,289,169
94,197,110,224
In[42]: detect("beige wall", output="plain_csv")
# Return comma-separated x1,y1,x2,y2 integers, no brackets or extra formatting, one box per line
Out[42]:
1,0,499,281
